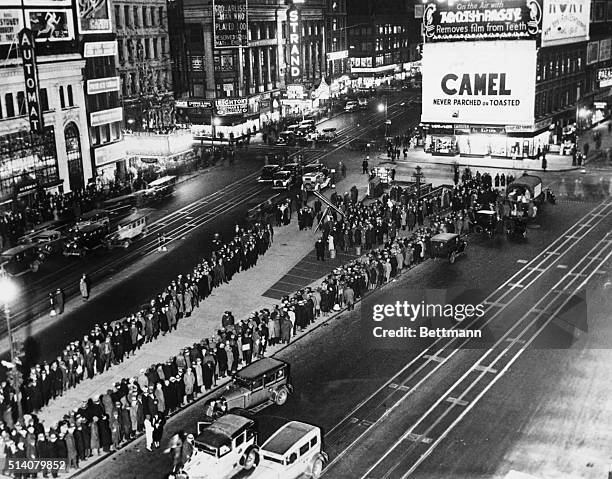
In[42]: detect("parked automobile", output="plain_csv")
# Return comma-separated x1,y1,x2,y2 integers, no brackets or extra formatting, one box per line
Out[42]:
321,128,338,143
75,209,110,230
258,165,281,183
176,414,259,479
276,131,296,146
430,232,467,264
473,210,499,238
105,208,153,249
248,421,328,479
272,170,295,190
19,229,64,256
0,244,44,277
504,216,528,241
63,222,110,257
302,163,331,191
344,100,358,112
203,358,292,420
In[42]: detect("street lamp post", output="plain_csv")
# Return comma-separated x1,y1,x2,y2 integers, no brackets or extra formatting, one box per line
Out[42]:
0,277,19,362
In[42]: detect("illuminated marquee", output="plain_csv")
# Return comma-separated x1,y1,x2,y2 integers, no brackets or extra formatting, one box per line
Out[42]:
288,6,301,80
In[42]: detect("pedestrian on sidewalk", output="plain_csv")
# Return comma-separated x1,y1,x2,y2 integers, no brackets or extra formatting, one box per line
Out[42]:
79,274,90,301
362,157,369,174
152,412,165,449
144,415,154,451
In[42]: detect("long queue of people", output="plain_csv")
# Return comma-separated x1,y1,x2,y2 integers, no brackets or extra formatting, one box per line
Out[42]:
0,171,503,477
0,221,278,477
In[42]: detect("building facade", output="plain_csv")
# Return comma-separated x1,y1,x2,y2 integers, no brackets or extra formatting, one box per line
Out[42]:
324,0,350,97
420,0,598,161
347,0,419,89
111,0,174,132
0,4,92,206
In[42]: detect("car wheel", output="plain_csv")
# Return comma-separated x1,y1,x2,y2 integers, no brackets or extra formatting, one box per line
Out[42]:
274,387,288,405
123,240,131,249
30,261,40,273
474,225,483,234
312,458,324,478
449,252,456,264
242,448,259,470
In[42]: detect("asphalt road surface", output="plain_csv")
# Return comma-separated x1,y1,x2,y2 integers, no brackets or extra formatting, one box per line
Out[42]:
81,187,603,479
4,93,421,371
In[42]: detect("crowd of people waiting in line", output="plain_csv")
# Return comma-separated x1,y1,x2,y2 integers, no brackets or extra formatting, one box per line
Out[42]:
0,169,507,477
0,219,278,477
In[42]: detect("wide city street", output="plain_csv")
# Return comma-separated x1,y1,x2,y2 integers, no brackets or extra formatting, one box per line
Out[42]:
1,1,612,479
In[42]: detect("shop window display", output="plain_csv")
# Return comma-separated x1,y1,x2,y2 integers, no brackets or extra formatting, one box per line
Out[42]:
0,127,59,202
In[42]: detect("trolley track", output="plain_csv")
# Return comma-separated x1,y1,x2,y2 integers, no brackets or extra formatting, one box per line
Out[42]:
1,101,415,338
323,199,612,473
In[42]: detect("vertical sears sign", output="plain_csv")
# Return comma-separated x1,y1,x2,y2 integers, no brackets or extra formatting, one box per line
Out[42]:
213,0,248,48
18,28,44,134
287,6,301,80
421,41,536,126
541,0,590,46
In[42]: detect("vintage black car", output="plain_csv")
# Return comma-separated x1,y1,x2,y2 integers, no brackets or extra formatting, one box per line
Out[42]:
257,165,281,183
504,216,528,241
474,210,499,238
430,233,467,264
202,358,292,423
64,222,110,257
0,244,44,277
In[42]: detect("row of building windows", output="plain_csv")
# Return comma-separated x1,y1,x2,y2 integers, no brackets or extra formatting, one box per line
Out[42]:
537,50,584,82
535,83,581,118
114,4,165,30
0,85,76,120
118,37,168,64
120,69,170,98
90,122,122,147
282,21,324,39
249,22,277,42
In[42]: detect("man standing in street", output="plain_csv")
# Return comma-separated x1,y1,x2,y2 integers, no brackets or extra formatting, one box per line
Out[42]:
315,237,325,261
362,157,369,174
79,274,90,301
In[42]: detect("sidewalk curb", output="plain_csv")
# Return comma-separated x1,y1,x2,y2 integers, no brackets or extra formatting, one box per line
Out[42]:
375,155,582,173
67,245,432,479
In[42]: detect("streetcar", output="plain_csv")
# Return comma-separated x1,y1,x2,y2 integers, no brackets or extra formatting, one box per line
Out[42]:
75,209,110,230
105,208,154,249
145,175,177,202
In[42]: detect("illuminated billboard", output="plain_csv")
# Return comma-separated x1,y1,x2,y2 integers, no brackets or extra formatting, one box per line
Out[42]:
541,0,590,46
421,41,537,126
422,0,542,42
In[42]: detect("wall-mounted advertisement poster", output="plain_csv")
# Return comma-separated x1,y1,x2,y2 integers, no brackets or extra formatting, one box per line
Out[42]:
541,0,590,46
76,0,112,34
421,0,542,42
421,41,537,126
26,9,75,42
0,10,23,45
212,0,248,48
587,41,600,65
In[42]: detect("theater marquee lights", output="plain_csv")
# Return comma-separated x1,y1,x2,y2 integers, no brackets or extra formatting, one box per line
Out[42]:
288,6,301,80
